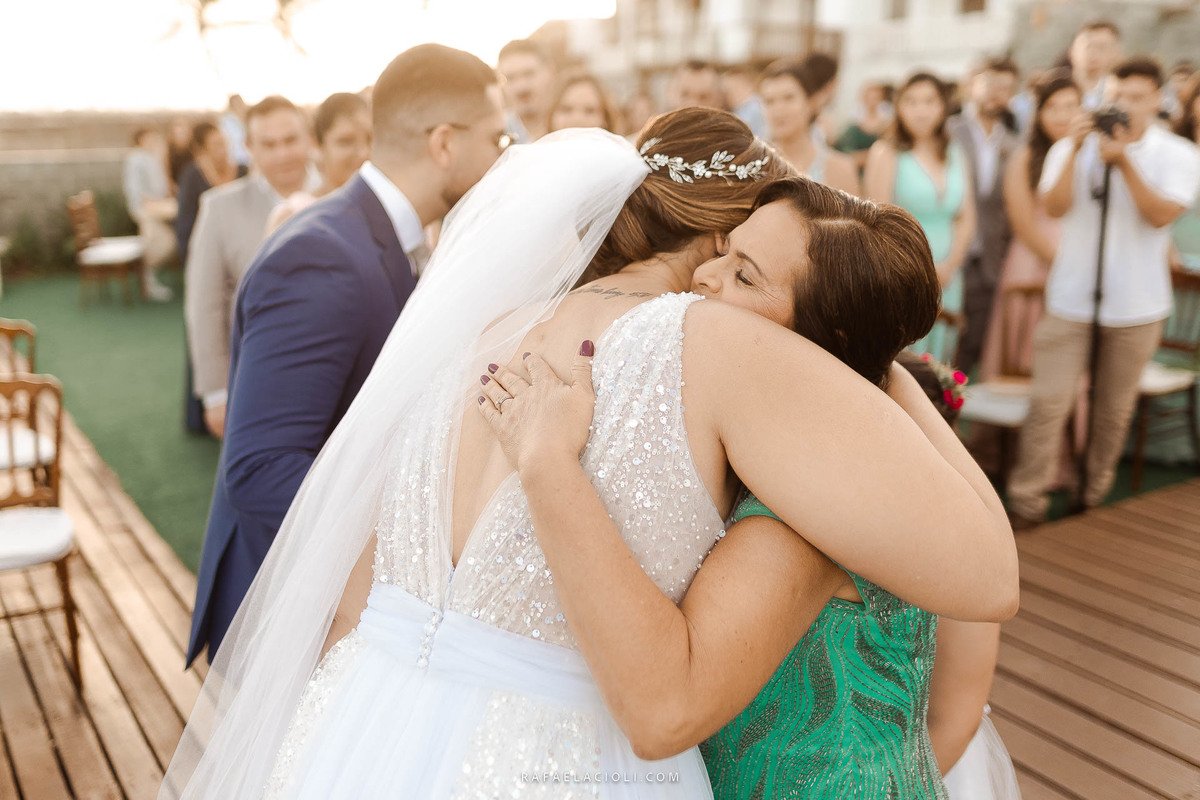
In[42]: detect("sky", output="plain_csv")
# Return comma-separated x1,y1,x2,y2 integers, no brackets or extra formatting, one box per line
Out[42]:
0,0,616,112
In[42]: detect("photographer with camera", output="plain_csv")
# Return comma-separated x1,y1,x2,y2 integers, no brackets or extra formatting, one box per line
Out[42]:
1008,57,1200,528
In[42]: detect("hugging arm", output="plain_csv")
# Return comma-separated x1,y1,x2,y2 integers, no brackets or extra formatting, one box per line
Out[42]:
478,352,842,758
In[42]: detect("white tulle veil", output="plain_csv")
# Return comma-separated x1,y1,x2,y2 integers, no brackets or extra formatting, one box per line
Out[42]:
160,128,650,798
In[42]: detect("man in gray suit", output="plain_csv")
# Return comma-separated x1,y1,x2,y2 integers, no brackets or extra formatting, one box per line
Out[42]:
185,95,316,438
948,56,1020,374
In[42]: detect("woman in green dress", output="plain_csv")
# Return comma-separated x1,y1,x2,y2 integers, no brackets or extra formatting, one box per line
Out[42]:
865,72,975,362
476,177,1014,797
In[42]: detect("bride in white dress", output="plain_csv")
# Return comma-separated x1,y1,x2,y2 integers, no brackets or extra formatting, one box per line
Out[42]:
162,112,1018,799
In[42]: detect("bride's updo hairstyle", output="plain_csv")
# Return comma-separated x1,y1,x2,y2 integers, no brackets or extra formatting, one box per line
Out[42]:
590,107,789,277
757,177,940,388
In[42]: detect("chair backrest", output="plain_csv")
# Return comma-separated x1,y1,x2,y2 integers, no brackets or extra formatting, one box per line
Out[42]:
1162,268,1200,363
994,282,1045,379
0,374,63,509
66,190,101,253
0,318,36,376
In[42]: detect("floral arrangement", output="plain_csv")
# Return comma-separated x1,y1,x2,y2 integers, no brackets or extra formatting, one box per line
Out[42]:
919,352,968,411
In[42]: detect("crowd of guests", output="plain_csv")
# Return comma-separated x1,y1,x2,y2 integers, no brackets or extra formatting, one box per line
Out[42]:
114,24,1200,799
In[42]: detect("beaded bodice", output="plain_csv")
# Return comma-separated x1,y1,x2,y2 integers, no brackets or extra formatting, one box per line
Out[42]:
371,292,725,650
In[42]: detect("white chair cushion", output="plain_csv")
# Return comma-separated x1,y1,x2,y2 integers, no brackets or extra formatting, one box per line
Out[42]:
0,426,56,469
0,507,74,570
78,236,144,265
959,382,1032,428
1139,361,1196,397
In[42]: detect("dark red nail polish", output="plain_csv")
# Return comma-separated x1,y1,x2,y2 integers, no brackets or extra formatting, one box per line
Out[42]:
481,375,490,385
478,396,485,404
580,340,595,357
487,363,499,374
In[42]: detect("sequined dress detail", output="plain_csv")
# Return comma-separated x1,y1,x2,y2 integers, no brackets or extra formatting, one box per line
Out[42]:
264,292,725,799
700,496,947,799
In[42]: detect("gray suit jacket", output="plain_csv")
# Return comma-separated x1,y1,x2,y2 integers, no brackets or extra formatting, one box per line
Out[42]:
948,113,1018,285
185,176,279,403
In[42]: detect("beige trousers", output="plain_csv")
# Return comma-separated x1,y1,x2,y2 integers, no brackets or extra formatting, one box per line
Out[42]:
137,217,176,275
1008,314,1163,519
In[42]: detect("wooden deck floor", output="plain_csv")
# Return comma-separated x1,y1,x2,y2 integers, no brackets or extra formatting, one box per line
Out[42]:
1,413,1198,799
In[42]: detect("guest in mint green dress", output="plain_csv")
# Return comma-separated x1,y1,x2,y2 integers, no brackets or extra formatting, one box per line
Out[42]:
1172,82,1200,271
700,495,946,800
865,72,975,362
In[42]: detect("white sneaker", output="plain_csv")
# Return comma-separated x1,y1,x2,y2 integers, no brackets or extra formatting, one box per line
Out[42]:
144,281,174,302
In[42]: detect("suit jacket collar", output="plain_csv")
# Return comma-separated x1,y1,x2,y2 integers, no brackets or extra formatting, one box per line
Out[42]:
346,174,415,305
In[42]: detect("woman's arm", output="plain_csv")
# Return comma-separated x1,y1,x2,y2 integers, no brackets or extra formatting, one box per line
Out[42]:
1003,148,1057,266
863,141,897,203
478,353,842,759
927,619,1001,773
321,534,376,658
689,301,1018,621
937,162,976,288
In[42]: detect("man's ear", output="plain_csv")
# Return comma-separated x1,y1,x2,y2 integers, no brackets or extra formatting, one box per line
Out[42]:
426,123,454,170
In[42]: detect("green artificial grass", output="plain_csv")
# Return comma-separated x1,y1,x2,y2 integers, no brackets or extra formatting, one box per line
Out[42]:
1,271,219,572
1,272,1195,576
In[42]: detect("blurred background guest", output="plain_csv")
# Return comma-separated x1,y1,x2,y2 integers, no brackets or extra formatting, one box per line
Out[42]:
497,38,556,142
835,79,892,173
185,95,315,439
668,59,723,110
722,64,768,139
866,72,975,360
981,70,1082,380
546,72,620,132
623,87,658,136
175,120,245,435
219,93,251,168
949,56,1020,374
266,91,373,232
1162,60,1196,121
1171,73,1200,272
760,58,858,195
1069,19,1122,109
797,52,840,145
167,116,195,190
122,127,177,301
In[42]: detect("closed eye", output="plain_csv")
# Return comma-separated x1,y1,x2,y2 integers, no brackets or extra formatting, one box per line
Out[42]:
735,269,753,287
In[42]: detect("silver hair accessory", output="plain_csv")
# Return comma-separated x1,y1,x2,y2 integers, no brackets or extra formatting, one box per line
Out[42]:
639,137,770,183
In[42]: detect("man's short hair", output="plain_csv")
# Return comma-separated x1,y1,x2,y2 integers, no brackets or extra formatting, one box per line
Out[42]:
1113,56,1164,89
373,44,498,150
498,39,550,66
1078,18,1121,39
131,127,155,146
798,53,838,94
980,55,1019,78
245,95,303,131
682,59,717,74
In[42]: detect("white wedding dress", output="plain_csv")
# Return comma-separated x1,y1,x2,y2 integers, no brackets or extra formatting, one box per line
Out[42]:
261,292,724,799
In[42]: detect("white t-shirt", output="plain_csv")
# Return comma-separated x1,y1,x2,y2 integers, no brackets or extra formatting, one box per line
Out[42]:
1039,125,1200,327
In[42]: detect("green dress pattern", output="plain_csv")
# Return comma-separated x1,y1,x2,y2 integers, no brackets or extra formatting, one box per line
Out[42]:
700,496,947,800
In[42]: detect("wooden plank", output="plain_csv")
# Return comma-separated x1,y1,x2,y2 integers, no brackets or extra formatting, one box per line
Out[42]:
1045,516,1200,578
0,729,19,800
6,611,122,799
23,567,165,798
1018,560,1200,648
996,636,1200,762
1016,546,1200,619
1017,591,1200,687
990,672,1200,797
1098,507,1200,558
1019,534,1200,598
0,618,71,799
998,614,1200,724
1014,769,1077,800
989,709,1161,800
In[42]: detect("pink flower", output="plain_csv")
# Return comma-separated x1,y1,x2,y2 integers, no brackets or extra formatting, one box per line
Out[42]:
920,353,932,363
943,389,955,404
952,370,967,385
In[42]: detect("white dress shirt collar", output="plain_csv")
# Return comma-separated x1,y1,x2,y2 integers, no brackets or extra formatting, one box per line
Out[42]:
358,161,425,255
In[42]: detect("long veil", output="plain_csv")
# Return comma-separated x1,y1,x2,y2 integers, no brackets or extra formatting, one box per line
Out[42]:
161,128,650,798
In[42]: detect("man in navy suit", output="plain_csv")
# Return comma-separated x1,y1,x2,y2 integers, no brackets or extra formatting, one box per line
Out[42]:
187,44,508,665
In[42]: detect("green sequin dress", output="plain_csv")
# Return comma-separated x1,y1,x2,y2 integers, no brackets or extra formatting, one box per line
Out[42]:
700,496,948,799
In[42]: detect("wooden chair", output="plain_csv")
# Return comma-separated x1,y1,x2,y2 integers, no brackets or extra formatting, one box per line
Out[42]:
0,318,36,376
958,283,1045,486
1130,269,1200,491
66,190,144,307
0,374,79,689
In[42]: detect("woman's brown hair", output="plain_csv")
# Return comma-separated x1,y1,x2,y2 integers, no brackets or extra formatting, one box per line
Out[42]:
1026,69,1081,188
755,177,940,387
1173,72,1200,142
547,72,621,134
590,107,790,277
886,72,951,162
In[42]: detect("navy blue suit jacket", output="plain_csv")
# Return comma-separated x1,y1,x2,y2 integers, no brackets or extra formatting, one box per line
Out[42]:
186,175,415,665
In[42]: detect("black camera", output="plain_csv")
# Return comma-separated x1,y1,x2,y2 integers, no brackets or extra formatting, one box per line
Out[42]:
1092,105,1131,137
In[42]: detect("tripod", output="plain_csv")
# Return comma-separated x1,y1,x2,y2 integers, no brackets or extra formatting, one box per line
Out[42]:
1072,163,1113,513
